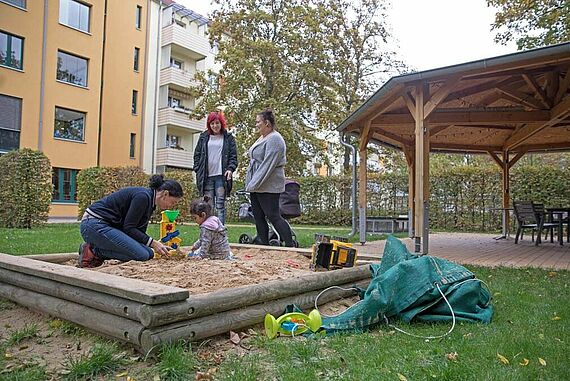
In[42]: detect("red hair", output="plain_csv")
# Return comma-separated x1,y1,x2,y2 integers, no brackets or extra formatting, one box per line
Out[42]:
206,112,227,134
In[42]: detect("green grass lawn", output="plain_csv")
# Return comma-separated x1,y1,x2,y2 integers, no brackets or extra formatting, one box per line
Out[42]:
0,222,397,255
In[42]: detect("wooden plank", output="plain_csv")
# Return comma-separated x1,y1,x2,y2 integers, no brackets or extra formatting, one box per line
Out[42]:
138,265,372,327
443,77,522,103
140,279,371,352
373,127,412,146
414,81,425,250
372,110,550,125
554,68,570,105
497,86,545,109
0,267,144,322
359,120,372,151
0,281,145,346
22,253,78,263
0,253,189,305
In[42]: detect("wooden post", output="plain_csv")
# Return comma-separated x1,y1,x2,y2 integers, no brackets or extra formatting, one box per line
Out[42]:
359,120,371,244
403,146,415,237
502,150,510,236
414,82,427,253
139,265,371,327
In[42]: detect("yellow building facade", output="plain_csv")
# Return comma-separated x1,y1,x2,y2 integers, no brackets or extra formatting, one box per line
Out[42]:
0,0,151,217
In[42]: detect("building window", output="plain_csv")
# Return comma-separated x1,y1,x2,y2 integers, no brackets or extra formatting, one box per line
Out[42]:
1,0,26,9
54,107,85,141
168,96,181,108
0,94,22,151
135,5,142,29
57,50,88,87
59,0,91,33
129,133,136,158
166,134,181,148
133,47,140,71
170,58,183,69
52,168,78,203
0,31,24,70
132,90,138,114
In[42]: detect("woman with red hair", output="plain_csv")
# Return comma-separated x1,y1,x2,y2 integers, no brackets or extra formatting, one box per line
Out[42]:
193,111,238,224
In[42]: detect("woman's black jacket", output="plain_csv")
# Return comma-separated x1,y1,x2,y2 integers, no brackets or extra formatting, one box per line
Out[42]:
193,129,238,195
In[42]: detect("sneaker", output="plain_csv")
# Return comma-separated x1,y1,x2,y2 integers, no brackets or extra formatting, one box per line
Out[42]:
78,243,104,268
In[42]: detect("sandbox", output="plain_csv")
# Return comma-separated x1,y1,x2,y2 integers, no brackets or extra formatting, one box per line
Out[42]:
0,245,372,353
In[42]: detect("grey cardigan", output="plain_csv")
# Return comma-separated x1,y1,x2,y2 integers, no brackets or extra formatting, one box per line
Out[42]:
245,131,287,193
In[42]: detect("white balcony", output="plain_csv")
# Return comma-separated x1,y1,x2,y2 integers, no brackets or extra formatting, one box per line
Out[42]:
157,107,205,132
155,147,194,169
162,24,210,58
160,67,200,88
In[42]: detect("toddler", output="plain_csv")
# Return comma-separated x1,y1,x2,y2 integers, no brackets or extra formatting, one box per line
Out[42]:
188,196,233,260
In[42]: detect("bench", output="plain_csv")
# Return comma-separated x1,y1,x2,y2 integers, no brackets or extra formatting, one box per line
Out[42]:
366,216,409,234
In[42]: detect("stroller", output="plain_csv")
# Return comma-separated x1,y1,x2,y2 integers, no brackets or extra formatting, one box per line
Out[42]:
237,180,301,247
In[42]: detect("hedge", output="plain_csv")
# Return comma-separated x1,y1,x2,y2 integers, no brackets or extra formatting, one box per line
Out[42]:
0,149,52,228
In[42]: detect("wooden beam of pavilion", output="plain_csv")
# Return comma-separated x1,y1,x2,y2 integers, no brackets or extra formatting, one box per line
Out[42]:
497,86,545,109
504,94,570,150
554,68,570,105
522,73,551,108
372,127,411,147
424,76,462,118
371,110,550,125
443,77,522,104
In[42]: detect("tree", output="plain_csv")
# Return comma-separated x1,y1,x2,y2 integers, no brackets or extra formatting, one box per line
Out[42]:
488,0,570,49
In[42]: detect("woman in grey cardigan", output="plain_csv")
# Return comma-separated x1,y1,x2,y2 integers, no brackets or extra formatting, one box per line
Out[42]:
245,109,294,246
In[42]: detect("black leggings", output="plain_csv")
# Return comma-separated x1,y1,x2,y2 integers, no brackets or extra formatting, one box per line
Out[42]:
250,192,294,246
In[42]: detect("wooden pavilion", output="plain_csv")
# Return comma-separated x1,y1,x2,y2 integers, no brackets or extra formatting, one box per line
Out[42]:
337,42,570,254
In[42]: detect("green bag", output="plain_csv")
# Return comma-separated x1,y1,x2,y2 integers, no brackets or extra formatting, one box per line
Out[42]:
320,236,493,333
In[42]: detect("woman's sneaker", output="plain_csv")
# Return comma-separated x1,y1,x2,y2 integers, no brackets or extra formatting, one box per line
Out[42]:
78,243,104,268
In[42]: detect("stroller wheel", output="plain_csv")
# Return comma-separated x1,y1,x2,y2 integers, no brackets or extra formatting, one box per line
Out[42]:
269,239,281,247
239,234,252,244
293,240,299,248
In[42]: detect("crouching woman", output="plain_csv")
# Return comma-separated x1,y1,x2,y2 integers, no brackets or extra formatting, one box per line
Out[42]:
78,174,184,268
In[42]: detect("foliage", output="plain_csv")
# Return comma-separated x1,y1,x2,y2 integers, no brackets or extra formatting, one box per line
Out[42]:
0,149,52,229
62,342,126,380
6,324,39,346
488,0,570,49
160,169,197,223
76,166,148,219
155,341,197,381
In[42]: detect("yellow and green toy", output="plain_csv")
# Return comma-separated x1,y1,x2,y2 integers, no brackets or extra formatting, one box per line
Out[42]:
154,210,182,259
264,309,322,339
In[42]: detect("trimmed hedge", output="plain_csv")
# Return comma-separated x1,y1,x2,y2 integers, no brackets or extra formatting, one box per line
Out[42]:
0,149,52,228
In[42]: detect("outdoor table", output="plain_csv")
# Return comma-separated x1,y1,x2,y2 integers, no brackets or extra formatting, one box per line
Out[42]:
546,207,570,243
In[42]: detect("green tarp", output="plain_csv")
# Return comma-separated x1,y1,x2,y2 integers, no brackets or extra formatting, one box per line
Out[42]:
320,236,493,333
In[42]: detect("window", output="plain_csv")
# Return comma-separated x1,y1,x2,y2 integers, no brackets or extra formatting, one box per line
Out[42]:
1,0,26,9
52,168,78,203
170,58,183,69
135,5,142,28
54,107,85,141
0,94,21,151
166,134,180,148
133,47,140,71
0,31,24,70
129,133,136,158
132,90,138,114
59,0,90,33
56,50,88,87
168,96,181,108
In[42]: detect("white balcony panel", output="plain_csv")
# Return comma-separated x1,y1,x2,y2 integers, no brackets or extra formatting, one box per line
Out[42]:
158,108,205,132
162,24,210,58
160,67,200,88
156,147,194,169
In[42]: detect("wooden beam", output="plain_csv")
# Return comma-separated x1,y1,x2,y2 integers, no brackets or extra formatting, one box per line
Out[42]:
429,125,452,137
366,83,406,121
372,110,550,125
545,71,559,100
554,68,570,105
487,151,503,168
373,127,413,146
430,142,504,152
504,94,570,149
508,149,528,169
359,120,372,151
444,77,522,103
424,76,462,118
497,86,545,109
522,73,551,108
402,92,416,117
502,150,510,235
414,81,428,253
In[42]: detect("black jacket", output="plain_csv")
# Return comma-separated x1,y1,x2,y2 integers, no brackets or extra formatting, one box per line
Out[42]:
86,187,155,246
193,130,238,195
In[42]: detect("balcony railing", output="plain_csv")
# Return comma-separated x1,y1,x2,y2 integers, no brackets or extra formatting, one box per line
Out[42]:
162,24,210,58
157,107,205,132
160,67,200,88
155,147,194,170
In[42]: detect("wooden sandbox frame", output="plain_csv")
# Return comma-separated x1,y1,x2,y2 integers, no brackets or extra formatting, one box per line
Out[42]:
0,247,372,353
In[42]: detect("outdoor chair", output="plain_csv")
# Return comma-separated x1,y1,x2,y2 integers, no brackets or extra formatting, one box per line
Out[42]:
532,203,555,243
513,201,561,246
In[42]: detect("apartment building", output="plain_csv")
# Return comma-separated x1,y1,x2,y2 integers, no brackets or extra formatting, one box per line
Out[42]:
143,2,213,174
0,0,153,217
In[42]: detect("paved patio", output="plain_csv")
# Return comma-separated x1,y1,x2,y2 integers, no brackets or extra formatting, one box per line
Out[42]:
356,232,570,270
